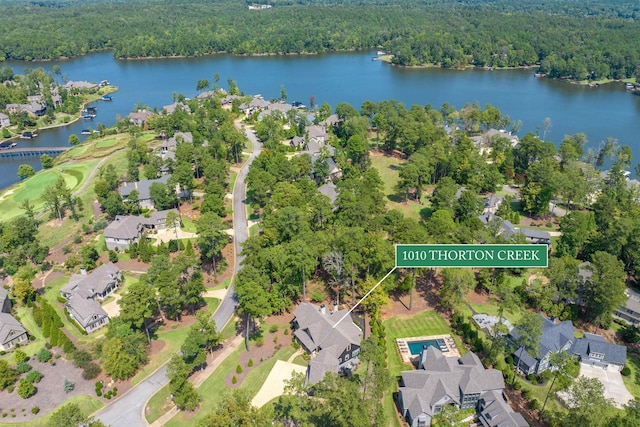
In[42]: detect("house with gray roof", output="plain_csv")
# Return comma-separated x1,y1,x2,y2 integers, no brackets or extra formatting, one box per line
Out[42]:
318,182,338,205
398,347,523,427
307,125,329,145
64,81,99,91
292,302,362,384
614,288,640,326
104,215,145,250
478,390,529,427
161,102,191,115
510,315,575,375
119,174,171,210
65,297,109,334
161,131,193,153
128,109,154,126
61,263,121,333
570,333,626,371
0,313,28,351
477,213,550,245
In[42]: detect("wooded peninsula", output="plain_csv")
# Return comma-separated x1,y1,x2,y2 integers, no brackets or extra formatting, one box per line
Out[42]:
1,0,640,82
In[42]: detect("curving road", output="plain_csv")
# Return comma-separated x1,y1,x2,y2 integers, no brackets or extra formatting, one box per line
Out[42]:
95,127,262,427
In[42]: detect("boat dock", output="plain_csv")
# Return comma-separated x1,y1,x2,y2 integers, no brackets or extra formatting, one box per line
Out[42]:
0,147,68,158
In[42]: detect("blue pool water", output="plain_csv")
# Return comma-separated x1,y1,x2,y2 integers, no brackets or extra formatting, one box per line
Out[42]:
407,339,447,355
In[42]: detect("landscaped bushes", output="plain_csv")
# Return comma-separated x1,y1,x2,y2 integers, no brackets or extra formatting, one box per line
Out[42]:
621,366,631,376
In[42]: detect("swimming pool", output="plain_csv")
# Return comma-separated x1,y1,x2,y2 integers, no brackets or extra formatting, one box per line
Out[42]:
407,338,447,355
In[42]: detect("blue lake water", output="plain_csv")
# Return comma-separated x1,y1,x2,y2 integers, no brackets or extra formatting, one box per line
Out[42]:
2,50,640,190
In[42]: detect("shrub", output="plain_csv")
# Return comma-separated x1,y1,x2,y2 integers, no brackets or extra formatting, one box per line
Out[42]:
25,371,43,384
31,406,39,415
526,374,534,381
13,350,28,364
72,350,92,369
231,375,237,384
236,364,243,374
513,380,522,390
17,379,35,399
16,362,31,374
36,348,52,363
62,244,73,254
248,359,254,367
310,292,324,303
521,388,532,399
108,251,118,263
255,336,264,347
269,325,279,333
93,220,108,232
284,329,289,336
95,389,102,397
530,399,541,410
622,366,631,376
83,362,101,380
63,378,74,393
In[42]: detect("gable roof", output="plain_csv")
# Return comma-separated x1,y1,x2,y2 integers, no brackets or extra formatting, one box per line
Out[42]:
61,263,120,299
0,313,27,347
479,389,530,427
65,297,108,329
571,335,627,366
0,288,8,313
400,348,505,420
119,174,171,201
318,182,338,204
510,315,574,360
104,215,144,240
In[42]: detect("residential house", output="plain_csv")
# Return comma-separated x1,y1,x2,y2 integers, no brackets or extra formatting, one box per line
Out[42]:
104,209,180,250
570,333,626,371
61,263,121,333
161,102,191,115
307,125,329,145
471,129,520,156
63,81,99,91
397,347,524,427
239,96,270,114
258,102,292,120
320,114,340,129
292,302,362,384
196,90,216,100
318,182,338,205
5,102,46,118
290,135,305,150
614,288,640,326
477,390,530,427
103,215,145,250
483,194,504,214
510,315,574,375
161,131,193,153
0,288,10,314
0,113,9,127
0,313,29,351
119,174,171,210
128,109,154,126
477,213,551,245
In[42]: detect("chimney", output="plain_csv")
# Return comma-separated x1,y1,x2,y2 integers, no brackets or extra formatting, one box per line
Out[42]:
80,267,87,276
320,304,326,315
550,315,557,324
333,301,338,313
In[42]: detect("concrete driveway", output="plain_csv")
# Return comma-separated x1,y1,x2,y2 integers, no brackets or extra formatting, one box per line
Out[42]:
579,363,633,408
251,360,307,408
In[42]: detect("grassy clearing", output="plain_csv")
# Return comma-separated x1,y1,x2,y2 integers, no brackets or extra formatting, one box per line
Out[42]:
145,384,172,424
0,395,104,427
383,310,457,376
181,217,197,233
622,354,640,399
211,278,231,291
249,223,259,237
164,346,296,427
370,154,430,221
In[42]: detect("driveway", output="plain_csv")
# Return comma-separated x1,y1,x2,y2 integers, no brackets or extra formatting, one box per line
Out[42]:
251,360,307,408
579,363,633,408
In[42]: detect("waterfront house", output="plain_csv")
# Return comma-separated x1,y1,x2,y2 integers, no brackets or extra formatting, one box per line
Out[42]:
292,302,362,384
63,81,99,91
307,125,329,145
161,102,191,115
0,113,9,127
397,347,526,426
128,109,154,126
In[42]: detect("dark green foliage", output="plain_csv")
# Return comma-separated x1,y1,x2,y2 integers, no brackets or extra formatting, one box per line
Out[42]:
17,379,35,399
0,359,17,390
236,364,243,374
621,366,631,376
36,348,52,363
16,362,32,374
72,350,92,369
82,362,101,380
63,378,74,393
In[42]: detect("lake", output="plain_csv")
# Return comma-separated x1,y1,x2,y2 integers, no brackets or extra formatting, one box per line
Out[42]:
2,51,640,190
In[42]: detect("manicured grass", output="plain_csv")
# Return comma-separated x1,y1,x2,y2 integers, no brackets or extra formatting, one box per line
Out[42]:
145,384,172,424
164,346,296,427
384,389,403,427
291,355,308,366
0,395,104,427
370,154,430,221
383,310,457,376
228,171,238,191
181,217,197,233
211,278,231,291
95,138,117,148
41,274,84,340
249,223,259,237
466,302,522,324
621,354,640,399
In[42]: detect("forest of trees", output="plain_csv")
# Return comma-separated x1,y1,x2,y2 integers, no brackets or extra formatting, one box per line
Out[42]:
1,0,640,81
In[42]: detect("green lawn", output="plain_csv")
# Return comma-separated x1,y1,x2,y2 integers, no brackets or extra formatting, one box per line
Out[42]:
370,154,430,221
211,278,231,291
164,346,296,427
383,310,459,376
0,395,103,427
41,274,86,340
95,138,117,148
145,384,172,424
249,223,259,237
622,354,640,399
181,217,197,233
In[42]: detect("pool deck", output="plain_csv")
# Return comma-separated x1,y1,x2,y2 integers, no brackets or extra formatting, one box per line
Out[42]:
396,334,461,364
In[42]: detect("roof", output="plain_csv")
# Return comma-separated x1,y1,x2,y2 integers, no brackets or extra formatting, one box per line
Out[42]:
318,182,338,204
400,347,505,420
61,263,120,299
64,81,98,90
293,303,362,384
128,109,154,122
119,174,170,201
307,125,328,139
0,313,27,346
571,336,627,366
517,227,551,241
511,315,574,360
578,261,592,283
0,288,8,312
161,102,191,115
478,390,530,427
162,131,193,150
0,112,9,120
65,297,108,329
104,215,144,240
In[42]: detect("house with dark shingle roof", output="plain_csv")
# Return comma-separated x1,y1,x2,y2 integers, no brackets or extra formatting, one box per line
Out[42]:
119,174,171,210
510,315,575,375
292,302,362,384
61,263,121,333
0,287,10,314
478,390,529,427
477,213,550,245
128,109,154,126
570,333,626,371
398,347,524,427
104,209,180,250
161,131,193,153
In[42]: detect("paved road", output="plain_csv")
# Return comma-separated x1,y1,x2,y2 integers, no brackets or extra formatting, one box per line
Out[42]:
95,128,262,427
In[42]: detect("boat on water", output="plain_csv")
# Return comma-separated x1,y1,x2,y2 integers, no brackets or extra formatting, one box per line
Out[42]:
81,129,94,135
82,115,94,120
101,95,113,101
20,131,37,139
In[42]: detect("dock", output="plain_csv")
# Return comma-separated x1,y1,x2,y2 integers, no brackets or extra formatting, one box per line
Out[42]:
0,147,69,158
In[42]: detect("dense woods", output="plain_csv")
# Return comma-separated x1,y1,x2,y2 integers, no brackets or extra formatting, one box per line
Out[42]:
1,0,640,81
